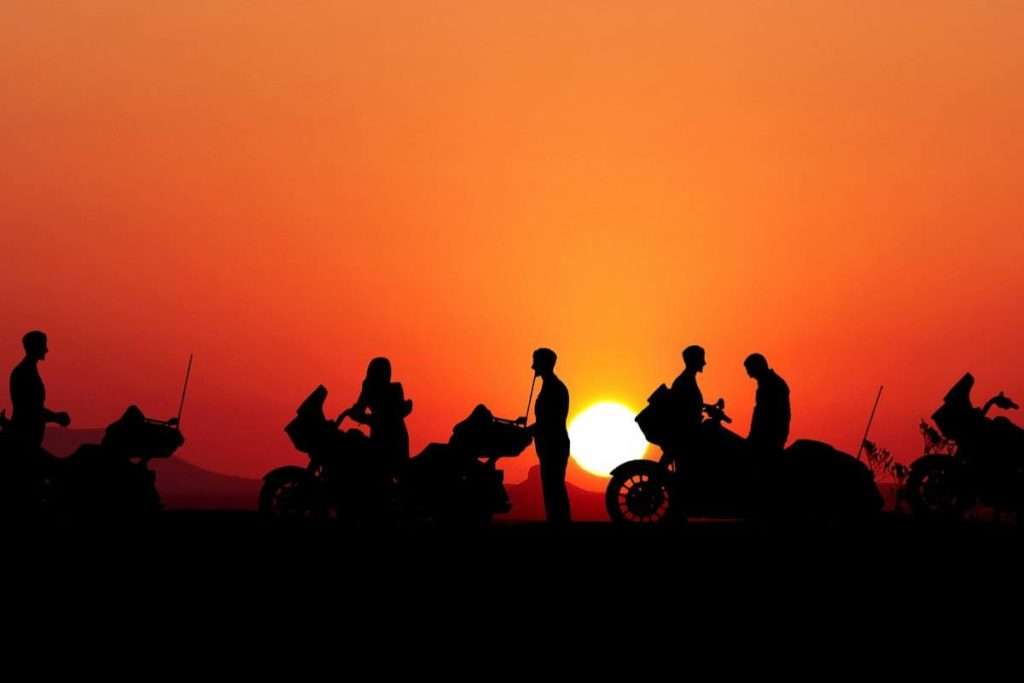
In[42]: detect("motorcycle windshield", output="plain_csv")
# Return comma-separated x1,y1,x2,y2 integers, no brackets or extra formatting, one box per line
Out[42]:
932,373,976,438
943,373,975,406
296,385,328,419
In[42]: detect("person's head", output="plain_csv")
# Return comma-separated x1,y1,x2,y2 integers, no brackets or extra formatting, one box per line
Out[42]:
531,348,557,376
364,357,392,387
22,330,48,361
744,353,770,379
682,345,706,373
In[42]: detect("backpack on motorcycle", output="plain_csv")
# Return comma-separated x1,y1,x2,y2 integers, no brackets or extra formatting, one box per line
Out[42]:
635,384,672,446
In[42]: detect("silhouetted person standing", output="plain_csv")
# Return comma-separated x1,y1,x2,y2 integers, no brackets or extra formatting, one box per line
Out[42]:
341,357,413,473
744,353,790,454
530,348,571,525
9,331,70,454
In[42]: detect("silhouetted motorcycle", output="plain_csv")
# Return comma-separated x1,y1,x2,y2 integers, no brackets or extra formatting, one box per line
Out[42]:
0,406,183,520
58,406,185,519
260,386,532,526
0,410,64,517
904,373,1024,521
605,385,882,524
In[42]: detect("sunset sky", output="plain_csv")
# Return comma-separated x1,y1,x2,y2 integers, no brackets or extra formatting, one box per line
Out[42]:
3,2,1022,489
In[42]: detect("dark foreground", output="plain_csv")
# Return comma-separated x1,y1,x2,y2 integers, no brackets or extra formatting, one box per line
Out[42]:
10,509,1024,571
6,510,1024,651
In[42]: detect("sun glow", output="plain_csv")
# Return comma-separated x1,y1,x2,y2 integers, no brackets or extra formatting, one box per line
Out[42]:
568,402,649,477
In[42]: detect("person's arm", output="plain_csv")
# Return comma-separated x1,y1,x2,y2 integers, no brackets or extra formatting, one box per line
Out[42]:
393,383,413,417
43,408,71,427
345,407,371,425
341,384,372,425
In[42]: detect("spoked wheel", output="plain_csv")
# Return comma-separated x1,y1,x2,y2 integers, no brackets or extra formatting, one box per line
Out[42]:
905,455,968,521
259,470,327,520
605,461,674,524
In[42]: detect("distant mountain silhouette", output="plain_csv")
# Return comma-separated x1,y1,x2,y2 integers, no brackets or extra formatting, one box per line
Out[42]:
42,428,107,457
502,465,607,521
43,428,261,510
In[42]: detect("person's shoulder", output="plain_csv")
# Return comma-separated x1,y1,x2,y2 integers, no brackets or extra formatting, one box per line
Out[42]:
10,359,30,381
547,375,568,399
671,371,695,389
772,371,789,391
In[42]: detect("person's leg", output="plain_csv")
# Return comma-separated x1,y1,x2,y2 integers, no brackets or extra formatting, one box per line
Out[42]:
539,450,567,524
541,448,571,525
538,451,556,522
556,447,571,523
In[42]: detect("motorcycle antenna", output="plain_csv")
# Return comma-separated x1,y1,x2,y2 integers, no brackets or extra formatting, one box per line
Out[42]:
175,353,194,430
855,385,884,461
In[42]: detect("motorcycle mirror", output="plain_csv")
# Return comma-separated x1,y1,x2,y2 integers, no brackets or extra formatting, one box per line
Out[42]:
994,393,1019,410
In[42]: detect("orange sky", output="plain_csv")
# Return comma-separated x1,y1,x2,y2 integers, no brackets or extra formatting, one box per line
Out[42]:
3,2,1022,489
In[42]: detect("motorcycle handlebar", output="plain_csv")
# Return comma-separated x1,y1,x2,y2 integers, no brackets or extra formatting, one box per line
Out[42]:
702,399,732,424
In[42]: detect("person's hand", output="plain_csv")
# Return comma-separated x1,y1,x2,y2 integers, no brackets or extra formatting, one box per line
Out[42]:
514,416,527,427
54,412,71,428
335,409,349,426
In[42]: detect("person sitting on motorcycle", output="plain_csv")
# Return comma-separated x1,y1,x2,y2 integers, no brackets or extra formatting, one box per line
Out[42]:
670,345,706,433
338,357,412,474
8,330,70,456
661,345,707,466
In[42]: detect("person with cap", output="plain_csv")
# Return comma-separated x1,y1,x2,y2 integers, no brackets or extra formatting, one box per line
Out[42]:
8,330,70,455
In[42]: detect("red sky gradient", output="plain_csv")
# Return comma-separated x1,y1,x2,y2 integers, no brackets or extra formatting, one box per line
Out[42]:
3,2,1022,490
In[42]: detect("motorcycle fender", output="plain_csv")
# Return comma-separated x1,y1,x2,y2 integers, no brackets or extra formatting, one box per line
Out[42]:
908,454,957,474
608,459,662,479
262,465,310,484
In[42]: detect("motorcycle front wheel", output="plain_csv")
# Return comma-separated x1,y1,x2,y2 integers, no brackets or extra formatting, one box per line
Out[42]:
905,455,969,521
259,468,328,520
605,460,674,524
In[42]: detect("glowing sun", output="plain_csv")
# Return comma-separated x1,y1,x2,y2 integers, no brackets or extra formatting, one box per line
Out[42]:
568,401,649,477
